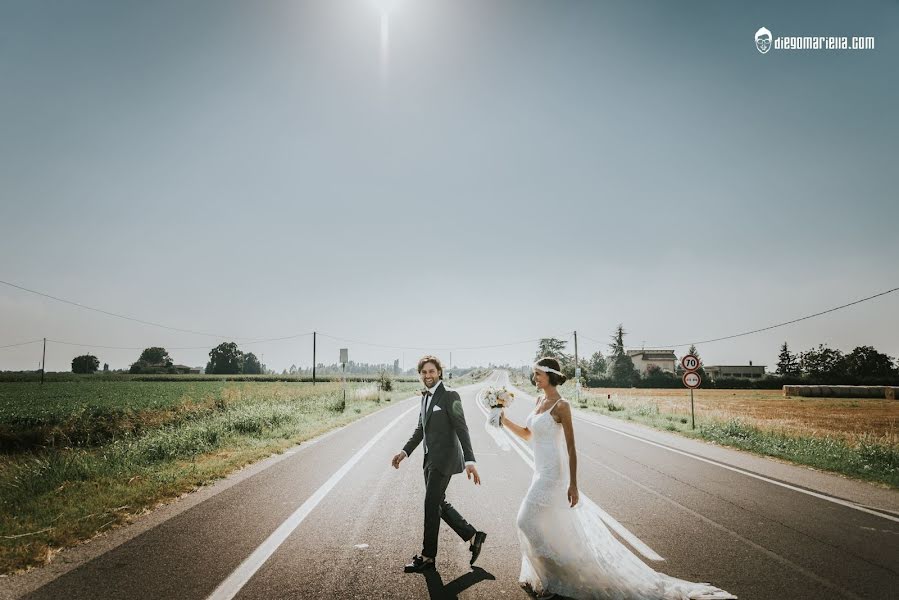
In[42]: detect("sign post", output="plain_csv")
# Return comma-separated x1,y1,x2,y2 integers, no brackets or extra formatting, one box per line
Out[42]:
681,354,701,429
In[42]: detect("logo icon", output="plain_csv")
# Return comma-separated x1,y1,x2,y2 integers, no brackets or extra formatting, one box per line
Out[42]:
755,27,772,54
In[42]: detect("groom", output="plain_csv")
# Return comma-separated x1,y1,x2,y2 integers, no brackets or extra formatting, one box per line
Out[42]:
391,355,487,572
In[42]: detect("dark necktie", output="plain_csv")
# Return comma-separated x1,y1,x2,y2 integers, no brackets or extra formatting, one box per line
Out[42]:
422,391,432,453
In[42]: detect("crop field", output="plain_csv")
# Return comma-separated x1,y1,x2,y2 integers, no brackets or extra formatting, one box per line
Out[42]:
0,376,440,574
508,374,899,489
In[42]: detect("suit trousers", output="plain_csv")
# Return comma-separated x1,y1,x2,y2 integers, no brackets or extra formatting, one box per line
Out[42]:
422,465,477,558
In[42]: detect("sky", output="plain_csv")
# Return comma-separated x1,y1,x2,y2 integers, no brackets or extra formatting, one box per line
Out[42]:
1,1,897,373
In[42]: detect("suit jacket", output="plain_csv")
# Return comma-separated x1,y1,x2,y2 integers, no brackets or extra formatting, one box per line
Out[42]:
402,381,476,475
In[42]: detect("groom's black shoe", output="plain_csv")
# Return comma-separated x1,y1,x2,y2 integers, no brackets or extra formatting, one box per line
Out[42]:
404,555,435,573
469,531,487,565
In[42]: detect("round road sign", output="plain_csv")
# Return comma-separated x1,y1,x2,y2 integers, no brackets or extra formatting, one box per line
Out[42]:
681,354,700,372
683,371,701,389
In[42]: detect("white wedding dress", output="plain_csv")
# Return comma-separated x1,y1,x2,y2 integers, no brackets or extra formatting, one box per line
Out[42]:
515,398,736,600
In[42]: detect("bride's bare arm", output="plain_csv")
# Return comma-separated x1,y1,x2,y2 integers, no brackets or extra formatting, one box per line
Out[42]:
500,409,532,442
556,401,579,506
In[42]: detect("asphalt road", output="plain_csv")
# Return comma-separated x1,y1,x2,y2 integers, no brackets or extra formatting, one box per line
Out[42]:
7,371,899,599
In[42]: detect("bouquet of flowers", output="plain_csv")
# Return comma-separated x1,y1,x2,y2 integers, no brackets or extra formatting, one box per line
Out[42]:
480,386,515,450
481,386,515,427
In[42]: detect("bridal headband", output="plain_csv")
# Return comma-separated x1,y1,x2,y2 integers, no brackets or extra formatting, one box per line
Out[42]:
533,364,564,376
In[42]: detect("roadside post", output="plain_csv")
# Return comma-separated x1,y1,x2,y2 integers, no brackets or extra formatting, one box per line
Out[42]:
340,348,348,409
681,354,701,429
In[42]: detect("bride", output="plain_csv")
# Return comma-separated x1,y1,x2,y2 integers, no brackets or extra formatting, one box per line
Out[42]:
499,357,736,600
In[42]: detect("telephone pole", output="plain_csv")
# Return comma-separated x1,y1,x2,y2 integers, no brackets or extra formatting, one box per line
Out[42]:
312,331,317,385
573,330,580,405
40,337,46,385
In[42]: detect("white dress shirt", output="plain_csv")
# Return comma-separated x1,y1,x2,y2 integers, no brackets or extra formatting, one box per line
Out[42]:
401,380,476,466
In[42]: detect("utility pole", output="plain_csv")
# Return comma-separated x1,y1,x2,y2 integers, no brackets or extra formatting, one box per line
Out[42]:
41,337,46,385
312,331,317,385
573,330,581,405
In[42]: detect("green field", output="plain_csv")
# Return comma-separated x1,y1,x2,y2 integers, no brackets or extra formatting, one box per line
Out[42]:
0,371,487,574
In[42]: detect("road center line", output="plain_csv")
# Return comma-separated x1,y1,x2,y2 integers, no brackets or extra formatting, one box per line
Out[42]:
206,403,418,600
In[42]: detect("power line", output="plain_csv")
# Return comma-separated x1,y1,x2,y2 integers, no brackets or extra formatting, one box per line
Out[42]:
0,339,43,349
3,285,895,360
0,279,256,340
317,332,569,352
39,332,315,352
581,286,899,350
45,339,214,351
2,331,546,355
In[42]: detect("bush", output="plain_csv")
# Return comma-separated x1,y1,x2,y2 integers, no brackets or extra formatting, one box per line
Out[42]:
72,355,100,374
378,371,393,392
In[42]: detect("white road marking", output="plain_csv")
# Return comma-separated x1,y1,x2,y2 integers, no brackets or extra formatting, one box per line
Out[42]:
500,372,899,525
578,451,866,600
573,412,899,524
206,404,419,600
473,387,665,561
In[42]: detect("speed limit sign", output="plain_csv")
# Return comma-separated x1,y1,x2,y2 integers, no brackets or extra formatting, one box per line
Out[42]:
683,371,701,388
681,354,700,372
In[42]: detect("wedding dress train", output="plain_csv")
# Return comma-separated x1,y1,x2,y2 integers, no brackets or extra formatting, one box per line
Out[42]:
515,398,736,600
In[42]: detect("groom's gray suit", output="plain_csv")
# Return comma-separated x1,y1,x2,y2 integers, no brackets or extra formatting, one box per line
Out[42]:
402,380,478,558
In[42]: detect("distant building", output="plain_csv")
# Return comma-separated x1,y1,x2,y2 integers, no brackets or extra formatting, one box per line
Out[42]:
705,363,767,380
626,349,677,375
172,364,201,375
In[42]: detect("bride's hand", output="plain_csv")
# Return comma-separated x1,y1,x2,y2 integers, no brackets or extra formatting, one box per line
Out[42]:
567,485,579,507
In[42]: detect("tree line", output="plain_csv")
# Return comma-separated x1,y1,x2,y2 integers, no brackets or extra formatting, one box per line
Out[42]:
70,343,266,375
774,342,897,384
531,325,898,389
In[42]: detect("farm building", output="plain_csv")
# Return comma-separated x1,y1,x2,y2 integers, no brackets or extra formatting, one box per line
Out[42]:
705,363,767,379
626,349,677,374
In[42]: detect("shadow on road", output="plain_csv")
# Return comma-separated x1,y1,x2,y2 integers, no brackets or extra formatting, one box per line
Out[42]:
420,566,496,599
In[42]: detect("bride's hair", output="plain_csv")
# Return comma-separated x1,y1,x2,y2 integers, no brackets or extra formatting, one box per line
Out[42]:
534,357,567,386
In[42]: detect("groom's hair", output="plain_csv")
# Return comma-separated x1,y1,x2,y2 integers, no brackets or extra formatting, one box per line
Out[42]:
417,355,443,379
534,356,567,386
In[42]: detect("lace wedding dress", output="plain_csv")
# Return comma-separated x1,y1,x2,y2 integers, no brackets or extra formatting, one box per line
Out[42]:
516,398,737,600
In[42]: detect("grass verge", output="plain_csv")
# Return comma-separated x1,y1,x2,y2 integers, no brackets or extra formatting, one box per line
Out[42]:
507,373,898,489
0,380,424,574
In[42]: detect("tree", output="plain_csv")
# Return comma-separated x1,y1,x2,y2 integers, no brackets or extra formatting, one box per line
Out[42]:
139,347,172,367
644,363,676,385
564,357,590,382
72,354,100,374
103,363,109,372
775,342,800,376
799,344,846,381
605,324,638,386
843,346,896,379
242,352,264,375
608,324,626,359
682,344,710,382
207,342,244,375
535,338,569,362
611,353,640,386
588,351,607,377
